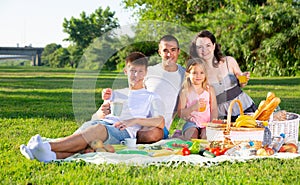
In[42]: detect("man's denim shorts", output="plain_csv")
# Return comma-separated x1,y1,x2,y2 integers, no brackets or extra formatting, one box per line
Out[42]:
73,120,130,144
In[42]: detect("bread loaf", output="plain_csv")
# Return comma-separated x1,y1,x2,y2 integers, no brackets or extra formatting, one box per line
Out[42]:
252,92,281,121
253,100,266,119
257,97,281,121
265,92,275,104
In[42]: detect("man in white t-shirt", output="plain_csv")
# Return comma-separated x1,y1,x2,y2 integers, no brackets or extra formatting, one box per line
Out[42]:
136,35,185,143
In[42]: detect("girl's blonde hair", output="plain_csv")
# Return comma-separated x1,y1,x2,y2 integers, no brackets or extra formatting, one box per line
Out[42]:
183,58,209,91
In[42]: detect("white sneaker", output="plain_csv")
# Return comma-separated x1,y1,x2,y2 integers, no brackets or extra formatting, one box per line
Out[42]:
20,144,34,160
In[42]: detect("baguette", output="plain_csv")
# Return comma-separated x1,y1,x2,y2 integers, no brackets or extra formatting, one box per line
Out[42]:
252,92,278,120
257,97,281,121
265,92,275,104
253,100,266,119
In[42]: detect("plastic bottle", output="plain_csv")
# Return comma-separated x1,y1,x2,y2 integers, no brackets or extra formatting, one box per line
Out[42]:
225,141,256,156
238,141,257,156
268,133,285,153
224,145,240,156
256,121,272,147
262,126,272,146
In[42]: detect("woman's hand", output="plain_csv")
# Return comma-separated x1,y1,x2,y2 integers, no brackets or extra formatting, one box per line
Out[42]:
238,71,250,87
243,71,250,81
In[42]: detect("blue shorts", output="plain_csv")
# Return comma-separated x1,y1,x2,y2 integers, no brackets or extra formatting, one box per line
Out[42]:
182,121,198,133
163,127,169,139
73,120,130,145
182,121,206,139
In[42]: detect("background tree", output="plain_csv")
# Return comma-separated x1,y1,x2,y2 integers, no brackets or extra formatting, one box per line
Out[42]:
190,0,299,76
62,7,119,67
122,0,299,76
48,48,70,68
63,7,119,49
66,45,83,68
252,1,300,76
123,0,226,23
41,43,62,66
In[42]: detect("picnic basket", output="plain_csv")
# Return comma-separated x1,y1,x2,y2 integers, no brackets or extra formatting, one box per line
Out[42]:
206,99,265,149
268,112,299,142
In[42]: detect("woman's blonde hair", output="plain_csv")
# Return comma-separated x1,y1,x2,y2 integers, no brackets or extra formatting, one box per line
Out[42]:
182,58,209,92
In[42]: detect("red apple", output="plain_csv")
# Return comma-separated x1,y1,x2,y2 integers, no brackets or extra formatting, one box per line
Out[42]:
279,143,297,153
265,148,275,156
284,143,297,153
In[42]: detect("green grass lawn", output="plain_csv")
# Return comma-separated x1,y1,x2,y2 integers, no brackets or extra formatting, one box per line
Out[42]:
1,66,300,184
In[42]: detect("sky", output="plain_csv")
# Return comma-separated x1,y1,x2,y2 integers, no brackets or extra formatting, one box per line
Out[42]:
0,0,136,47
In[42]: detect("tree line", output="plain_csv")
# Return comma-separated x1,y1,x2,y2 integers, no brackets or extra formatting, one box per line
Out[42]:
41,0,299,76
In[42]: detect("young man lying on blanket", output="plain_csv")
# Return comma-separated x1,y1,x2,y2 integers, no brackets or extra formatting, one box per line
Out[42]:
20,52,165,162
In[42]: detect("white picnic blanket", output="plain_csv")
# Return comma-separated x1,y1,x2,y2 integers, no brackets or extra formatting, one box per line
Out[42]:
59,150,300,167
51,139,300,167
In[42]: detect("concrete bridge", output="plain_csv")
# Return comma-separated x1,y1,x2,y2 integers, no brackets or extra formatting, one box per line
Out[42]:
0,46,44,66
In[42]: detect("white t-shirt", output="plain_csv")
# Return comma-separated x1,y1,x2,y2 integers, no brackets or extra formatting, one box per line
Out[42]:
93,88,164,138
144,63,185,130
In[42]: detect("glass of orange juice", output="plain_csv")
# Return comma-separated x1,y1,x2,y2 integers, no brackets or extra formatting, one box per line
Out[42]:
238,75,248,84
199,98,206,112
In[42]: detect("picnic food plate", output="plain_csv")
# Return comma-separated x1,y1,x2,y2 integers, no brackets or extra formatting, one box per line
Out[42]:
165,140,193,149
116,149,149,155
111,144,127,152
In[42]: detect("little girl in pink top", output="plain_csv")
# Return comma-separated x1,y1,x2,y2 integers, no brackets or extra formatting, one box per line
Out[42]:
177,58,218,139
